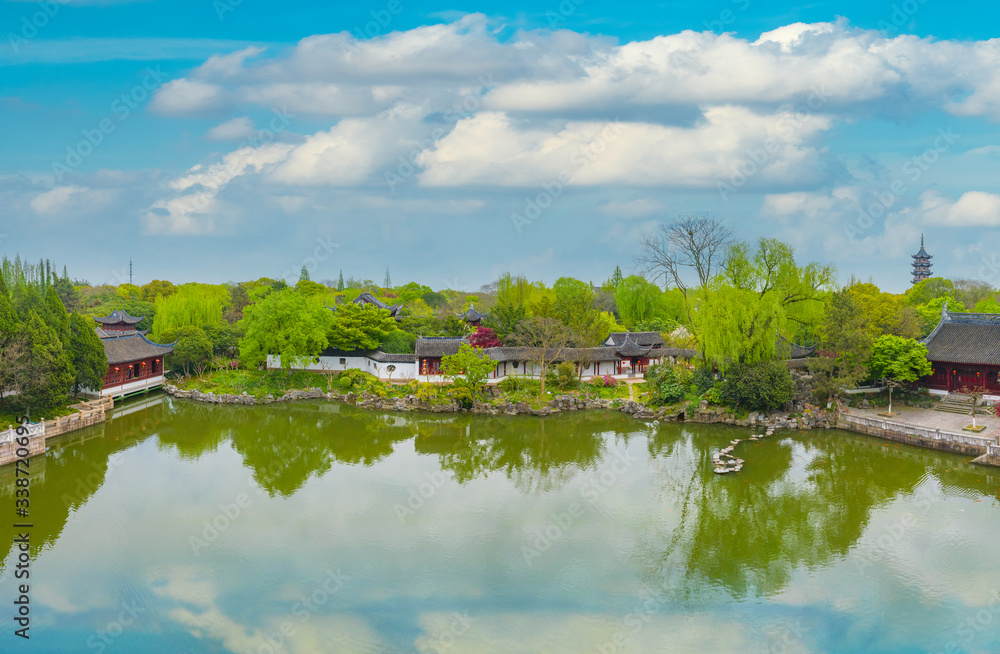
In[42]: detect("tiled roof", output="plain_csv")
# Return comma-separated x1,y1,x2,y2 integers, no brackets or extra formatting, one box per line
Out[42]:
616,333,653,358
352,292,402,316
415,337,469,358
923,310,1000,365
100,332,175,365
457,303,485,322
775,334,816,359
486,346,619,363
93,310,143,325
606,331,665,348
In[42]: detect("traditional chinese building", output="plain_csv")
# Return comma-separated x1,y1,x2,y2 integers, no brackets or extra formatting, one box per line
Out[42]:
457,303,485,327
93,312,175,399
93,309,144,333
353,292,403,320
912,234,933,284
920,307,1000,393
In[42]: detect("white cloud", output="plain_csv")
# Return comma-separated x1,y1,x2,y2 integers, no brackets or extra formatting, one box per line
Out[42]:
416,106,831,188
30,185,116,215
918,190,1000,227
206,117,256,141
143,143,294,235
150,79,226,115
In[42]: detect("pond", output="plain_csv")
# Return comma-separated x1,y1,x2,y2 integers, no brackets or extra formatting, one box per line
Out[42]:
1,394,999,653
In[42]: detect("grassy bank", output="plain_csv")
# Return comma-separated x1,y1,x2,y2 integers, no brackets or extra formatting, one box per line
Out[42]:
176,369,640,407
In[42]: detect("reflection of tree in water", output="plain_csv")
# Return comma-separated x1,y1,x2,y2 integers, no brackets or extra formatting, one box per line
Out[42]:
414,411,622,493
637,426,995,601
227,402,414,497
0,400,164,572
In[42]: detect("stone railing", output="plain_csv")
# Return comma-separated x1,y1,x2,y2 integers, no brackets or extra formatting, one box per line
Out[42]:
0,422,45,466
837,413,993,456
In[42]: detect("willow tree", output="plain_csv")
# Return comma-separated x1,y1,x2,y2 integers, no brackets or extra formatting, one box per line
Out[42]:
696,237,833,368
152,283,231,341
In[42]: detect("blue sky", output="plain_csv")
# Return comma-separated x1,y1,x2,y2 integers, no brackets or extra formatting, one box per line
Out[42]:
2,0,1000,292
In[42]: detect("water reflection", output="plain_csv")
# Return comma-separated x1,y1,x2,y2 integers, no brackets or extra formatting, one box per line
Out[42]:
0,396,998,653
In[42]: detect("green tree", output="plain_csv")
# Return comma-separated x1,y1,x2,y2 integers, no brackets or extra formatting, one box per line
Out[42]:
610,266,623,288
152,283,230,341
171,326,214,376
904,277,955,306
68,312,108,398
21,313,74,409
915,296,966,335
379,330,416,353
866,335,932,414
440,343,497,401
327,302,396,351
0,274,17,342
384,267,392,289
239,288,332,370
614,275,660,328
973,296,1000,313
140,279,177,302
299,265,311,282
719,360,795,412
819,288,873,391
509,317,574,396
44,286,70,344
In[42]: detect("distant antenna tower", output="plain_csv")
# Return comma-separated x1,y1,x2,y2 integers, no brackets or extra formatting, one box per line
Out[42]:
129,259,133,285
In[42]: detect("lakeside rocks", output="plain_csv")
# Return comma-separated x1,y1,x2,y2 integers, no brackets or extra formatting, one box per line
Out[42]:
161,383,837,432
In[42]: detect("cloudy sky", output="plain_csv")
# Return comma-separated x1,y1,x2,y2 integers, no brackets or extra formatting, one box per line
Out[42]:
2,0,1000,292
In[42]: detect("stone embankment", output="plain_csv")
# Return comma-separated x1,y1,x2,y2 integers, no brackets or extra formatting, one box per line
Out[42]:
161,384,838,430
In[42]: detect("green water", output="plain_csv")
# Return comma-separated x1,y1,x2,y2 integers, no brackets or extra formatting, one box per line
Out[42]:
1,394,999,653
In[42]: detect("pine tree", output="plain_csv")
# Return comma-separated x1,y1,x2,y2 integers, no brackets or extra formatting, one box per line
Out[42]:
44,286,70,345
68,313,108,398
0,274,17,342
384,267,392,289
337,270,345,291
299,265,311,282
611,266,623,288
22,313,74,410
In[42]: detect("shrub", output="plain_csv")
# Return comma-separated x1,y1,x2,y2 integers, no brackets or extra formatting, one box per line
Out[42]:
446,385,474,408
337,368,376,391
415,382,440,402
645,363,693,406
498,375,525,394
692,366,717,394
552,362,577,391
718,360,794,411
702,385,723,405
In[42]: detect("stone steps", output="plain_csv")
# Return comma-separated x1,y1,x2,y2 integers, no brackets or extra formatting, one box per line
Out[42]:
935,393,992,416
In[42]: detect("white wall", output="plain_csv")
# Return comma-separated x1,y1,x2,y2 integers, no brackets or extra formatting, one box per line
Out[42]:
266,355,418,381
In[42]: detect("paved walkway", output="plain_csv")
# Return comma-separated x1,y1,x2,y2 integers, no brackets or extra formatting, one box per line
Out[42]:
850,404,1000,441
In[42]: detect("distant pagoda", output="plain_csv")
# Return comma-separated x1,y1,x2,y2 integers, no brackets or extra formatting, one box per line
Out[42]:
911,234,932,284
